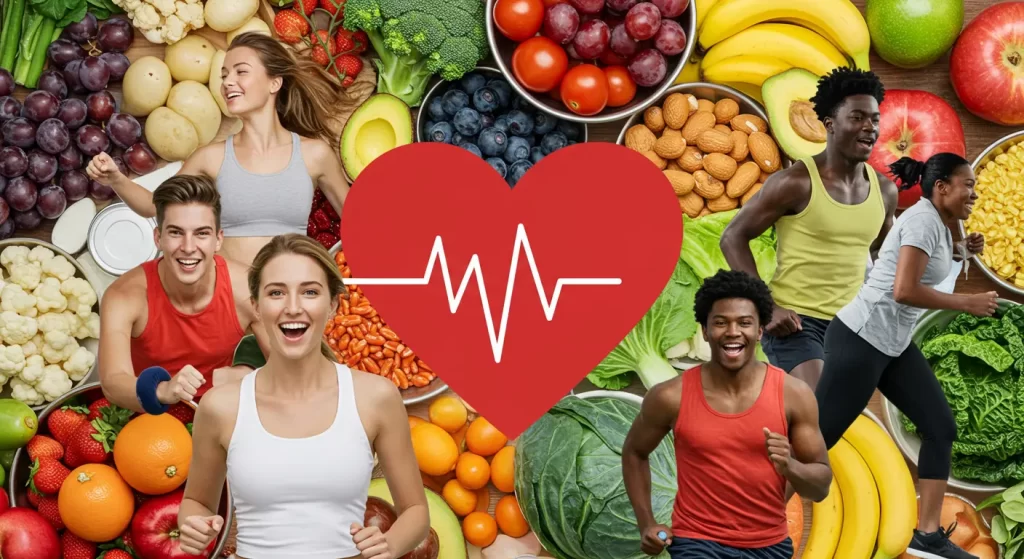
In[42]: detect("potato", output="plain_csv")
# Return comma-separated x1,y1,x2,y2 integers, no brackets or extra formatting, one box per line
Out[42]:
121,56,172,117
145,107,200,162
164,35,216,83
204,0,260,33
208,49,232,117
226,17,271,45
166,81,223,147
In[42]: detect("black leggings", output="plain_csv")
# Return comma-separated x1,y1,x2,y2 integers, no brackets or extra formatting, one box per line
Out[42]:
815,318,957,480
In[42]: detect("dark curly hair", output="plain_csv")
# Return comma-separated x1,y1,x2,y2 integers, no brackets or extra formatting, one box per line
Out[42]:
810,66,886,122
694,269,775,328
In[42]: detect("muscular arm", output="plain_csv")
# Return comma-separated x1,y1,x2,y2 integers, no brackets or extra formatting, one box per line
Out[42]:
311,140,350,221
178,386,232,523
869,176,899,261
110,148,210,218
783,377,832,502
622,380,679,532
893,245,971,311
97,279,146,413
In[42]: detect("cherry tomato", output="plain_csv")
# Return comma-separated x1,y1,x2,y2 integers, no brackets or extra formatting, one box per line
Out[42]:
512,36,569,93
604,65,636,107
560,64,609,116
493,0,545,42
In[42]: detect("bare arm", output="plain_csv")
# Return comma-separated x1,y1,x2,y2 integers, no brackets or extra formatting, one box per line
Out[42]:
622,380,679,532
88,147,210,218
782,378,832,502
869,176,899,261
178,387,232,523
97,280,146,413
893,245,974,311
312,140,350,220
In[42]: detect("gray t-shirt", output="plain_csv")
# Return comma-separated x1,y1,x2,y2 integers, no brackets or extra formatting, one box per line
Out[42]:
836,198,953,356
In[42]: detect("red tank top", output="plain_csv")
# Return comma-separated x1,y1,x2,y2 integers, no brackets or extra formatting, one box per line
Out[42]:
130,255,245,400
670,364,790,548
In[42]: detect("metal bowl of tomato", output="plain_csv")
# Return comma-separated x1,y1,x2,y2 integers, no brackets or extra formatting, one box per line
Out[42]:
485,0,698,124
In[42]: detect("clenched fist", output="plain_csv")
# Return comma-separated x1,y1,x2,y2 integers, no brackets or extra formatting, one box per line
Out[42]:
156,365,205,404
764,428,792,475
85,152,125,187
178,514,223,555
352,522,393,558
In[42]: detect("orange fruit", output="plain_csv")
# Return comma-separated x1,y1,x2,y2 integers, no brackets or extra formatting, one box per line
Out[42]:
411,423,459,476
428,396,468,433
490,445,515,493
441,479,478,517
113,413,193,495
409,416,428,431
465,417,507,457
462,511,498,547
455,452,490,490
495,495,529,537
58,464,135,542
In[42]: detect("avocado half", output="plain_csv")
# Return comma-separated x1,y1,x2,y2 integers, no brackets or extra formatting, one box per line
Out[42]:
761,68,828,161
367,477,468,559
340,93,414,181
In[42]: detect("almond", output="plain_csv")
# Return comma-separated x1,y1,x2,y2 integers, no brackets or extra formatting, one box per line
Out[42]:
666,160,683,171
714,124,731,135
698,206,712,217
707,194,739,212
642,150,667,169
679,191,705,218
697,99,716,113
654,134,687,159
693,170,725,199
703,152,738,181
731,113,768,134
678,147,704,173
625,124,658,153
742,182,763,205
681,111,716,144
713,98,740,124
664,169,695,195
663,93,690,129
644,106,666,133
727,161,760,198
696,129,733,154
729,131,749,161
661,127,683,140
748,131,781,173
683,94,699,114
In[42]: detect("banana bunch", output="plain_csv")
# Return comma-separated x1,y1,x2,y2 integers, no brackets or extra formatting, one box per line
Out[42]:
803,414,917,559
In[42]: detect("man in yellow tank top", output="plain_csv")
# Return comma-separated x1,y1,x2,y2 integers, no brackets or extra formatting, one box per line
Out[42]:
720,67,899,389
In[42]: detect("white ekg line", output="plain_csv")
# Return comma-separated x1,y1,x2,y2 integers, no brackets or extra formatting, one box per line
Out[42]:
347,223,622,363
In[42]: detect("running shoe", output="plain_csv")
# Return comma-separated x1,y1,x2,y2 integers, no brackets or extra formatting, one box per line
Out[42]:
905,522,979,559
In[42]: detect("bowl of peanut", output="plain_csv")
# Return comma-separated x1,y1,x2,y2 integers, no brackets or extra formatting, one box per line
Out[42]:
325,242,450,406
961,129,1024,297
615,82,792,219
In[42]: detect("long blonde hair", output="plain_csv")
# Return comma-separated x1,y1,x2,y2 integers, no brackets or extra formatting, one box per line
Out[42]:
228,32,352,150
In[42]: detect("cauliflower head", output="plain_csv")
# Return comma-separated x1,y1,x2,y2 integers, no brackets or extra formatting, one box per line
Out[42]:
8,262,41,291
60,278,97,317
0,311,37,345
64,346,95,382
42,256,75,282
73,312,100,340
0,344,25,378
21,334,42,357
0,246,29,274
20,354,44,384
33,278,67,314
37,365,72,402
0,284,36,317
10,378,43,406
42,331,78,365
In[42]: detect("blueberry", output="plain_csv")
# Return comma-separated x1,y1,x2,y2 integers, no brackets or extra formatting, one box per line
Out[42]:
534,112,557,135
441,89,470,116
506,110,533,136
508,160,532,188
477,127,508,157
428,96,446,121
530,146,545,164
460,72,487,94
540,131,568,154
453,107,483,136
427,121,454,143
556,120,580,141
480,113,494,129
493,116,509,133
512,96,535,113
451,132,464,145
486,79,512,108
472,87,499,113
503,136,531,163
459,142,482,158
486,157,508,178
424,120,435,134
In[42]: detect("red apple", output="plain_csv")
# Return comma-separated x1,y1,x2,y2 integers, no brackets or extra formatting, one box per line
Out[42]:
0,507,60,559
0,488,10,514
868,89,967,209
950,2,1024,126
131,490,216,559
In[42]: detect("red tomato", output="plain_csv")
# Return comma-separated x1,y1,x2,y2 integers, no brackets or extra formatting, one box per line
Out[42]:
512,36,569,92
493,0,545,42
604,65,636,107
560,64,609,116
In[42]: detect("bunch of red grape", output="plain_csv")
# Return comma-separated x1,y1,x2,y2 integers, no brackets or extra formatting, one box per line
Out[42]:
0,14,158,237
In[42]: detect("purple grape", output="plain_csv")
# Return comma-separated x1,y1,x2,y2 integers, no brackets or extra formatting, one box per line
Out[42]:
60,170,90,201
47,39,87,68
36,184,67,219
57,145,83,171
123,142,157,175
627,48,668,86
25,150,57,184
89,179,115,201
35,119,71,155
56,98,87,130
79,56,111,92
0,197,8,227
568,0,604,14
99,52,130,82
1,118,36,148
652,0,689,17
86,91,116,123
606,0,639,11
36,70,68,101
572,19,611,59
75,124,110,157
0,70,12,97
654,19,687,56
62,59,86,94
0,147,27,178
106,113,142,149
12,208,41,230
609,23,640,57
5,176,37,212
542,4,580,44
0,97,20,121
21,90,60,123
65,13,98,44
626,2,662,40
97,17,134,53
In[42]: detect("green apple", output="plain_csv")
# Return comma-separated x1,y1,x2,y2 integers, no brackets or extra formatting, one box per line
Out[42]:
866,0,964,69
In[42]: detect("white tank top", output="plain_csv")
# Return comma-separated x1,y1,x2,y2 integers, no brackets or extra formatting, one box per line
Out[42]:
226,364,374,558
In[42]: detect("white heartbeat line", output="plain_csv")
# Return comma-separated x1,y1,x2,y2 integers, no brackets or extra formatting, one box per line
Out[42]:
347,223,622,363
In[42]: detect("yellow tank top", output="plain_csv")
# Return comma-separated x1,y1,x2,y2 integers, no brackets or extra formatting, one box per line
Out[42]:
769,157,885,320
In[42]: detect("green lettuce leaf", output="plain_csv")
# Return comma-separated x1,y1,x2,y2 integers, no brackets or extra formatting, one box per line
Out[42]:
680,209,778,282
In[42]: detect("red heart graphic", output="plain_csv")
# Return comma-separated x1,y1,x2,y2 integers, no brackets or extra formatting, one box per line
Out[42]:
340,142,683,438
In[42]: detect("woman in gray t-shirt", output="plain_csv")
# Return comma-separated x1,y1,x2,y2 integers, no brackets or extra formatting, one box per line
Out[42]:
814,153,997,559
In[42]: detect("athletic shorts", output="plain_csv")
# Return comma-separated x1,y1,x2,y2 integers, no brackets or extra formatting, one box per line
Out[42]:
667,537,793,559
760,314,830,373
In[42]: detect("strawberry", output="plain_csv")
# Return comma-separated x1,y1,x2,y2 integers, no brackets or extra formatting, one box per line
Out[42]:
28,456,71,495
314,231,340,249
320,0,345,16
36,496,63,531
274,9,309,44
65,407,129,468
296,0,317,15
26,487,40,507
62,531,97,559
47,405,89,445
99,550,133,559
26,435,63,462
335,29,367,54
332,54,363,87
313,187,326,207
310,208,333,233
88,397,114,420
167,402,195,425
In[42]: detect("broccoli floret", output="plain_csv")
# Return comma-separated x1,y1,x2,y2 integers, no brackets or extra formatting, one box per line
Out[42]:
343,0,488,107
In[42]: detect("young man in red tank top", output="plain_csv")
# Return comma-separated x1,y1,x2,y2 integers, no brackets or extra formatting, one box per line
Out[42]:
622,270,832,558
98,174,270,414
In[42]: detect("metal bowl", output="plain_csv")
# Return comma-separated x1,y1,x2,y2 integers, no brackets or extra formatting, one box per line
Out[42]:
8,382,234,557
959,129,1024,298
415,66,589,144
485,1,698,124
0,238,103,411
881,299,1021,493
327,242,449,406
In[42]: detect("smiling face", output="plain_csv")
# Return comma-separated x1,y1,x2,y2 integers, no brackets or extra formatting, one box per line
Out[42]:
221,46,281,115
702,297,763,372
935,164,978,220
153,203,223,286
825,94,881,162
253,252,338,361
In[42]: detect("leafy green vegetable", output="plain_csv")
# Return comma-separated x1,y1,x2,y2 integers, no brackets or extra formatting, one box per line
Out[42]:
977,479,1024,558
515,396,676,559
680,209,778,283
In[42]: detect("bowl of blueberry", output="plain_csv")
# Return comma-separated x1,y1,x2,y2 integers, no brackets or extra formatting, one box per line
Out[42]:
417,66,588,188
485,0,697,124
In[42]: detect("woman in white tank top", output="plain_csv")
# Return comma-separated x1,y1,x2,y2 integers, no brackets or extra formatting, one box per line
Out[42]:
175,234,430,558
